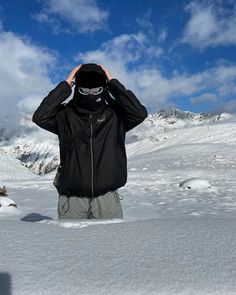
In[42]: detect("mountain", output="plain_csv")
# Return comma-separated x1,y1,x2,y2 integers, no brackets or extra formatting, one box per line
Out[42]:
125,108,235,143
0,114,59,175
144,108,233,128
0,148,36,182
0,108,235,175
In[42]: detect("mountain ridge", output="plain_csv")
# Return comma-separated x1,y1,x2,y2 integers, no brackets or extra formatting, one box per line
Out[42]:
0,108,235,175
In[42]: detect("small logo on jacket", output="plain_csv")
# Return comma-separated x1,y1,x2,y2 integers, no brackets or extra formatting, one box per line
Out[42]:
97,115,106,124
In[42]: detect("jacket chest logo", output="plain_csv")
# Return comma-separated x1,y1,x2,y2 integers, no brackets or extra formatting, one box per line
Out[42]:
97,114,106,124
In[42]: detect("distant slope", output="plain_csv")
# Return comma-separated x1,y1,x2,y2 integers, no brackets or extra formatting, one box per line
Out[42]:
0,109,235,175
0,148,36,182
126,116,236,158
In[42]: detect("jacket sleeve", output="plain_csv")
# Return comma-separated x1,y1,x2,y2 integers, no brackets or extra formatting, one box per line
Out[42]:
32,81,72,135
106,78,148,132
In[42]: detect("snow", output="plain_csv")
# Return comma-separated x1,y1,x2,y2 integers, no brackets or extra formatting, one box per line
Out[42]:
1,109,235,176
1,115,236,294
179,178,212,190
0,197,17,208
1,218,236,295
1,134,60,175
0,149,36,181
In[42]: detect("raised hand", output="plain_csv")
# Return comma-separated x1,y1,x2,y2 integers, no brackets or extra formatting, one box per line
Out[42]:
66,64,82,87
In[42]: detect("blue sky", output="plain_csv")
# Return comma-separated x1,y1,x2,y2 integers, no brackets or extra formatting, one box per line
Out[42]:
0,0,236,128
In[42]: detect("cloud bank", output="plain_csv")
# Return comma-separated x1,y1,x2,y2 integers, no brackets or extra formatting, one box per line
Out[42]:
182,1,236,49
0,28,56,131
33,0,109,34
75,31,236,112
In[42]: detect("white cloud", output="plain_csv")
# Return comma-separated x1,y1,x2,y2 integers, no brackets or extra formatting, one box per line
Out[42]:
75,32,148,68
146,46,163,59
190,93,219,105
181,1,236,49
0,28,57,131
75,31,164,75
1,20,236,138
33,0,109,34
74,31,236,111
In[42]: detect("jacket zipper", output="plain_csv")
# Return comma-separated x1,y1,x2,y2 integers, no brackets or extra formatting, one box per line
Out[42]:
90,114,94,197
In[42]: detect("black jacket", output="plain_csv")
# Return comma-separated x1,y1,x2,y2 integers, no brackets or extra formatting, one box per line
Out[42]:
32,77,148,198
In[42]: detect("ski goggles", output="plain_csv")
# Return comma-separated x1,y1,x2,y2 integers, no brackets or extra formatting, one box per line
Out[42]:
78,86,104,95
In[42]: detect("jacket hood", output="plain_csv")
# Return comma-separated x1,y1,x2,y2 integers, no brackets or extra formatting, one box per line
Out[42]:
75,63,107,88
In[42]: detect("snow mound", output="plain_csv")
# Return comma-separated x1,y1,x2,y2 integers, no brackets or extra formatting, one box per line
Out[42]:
179,178,212,190
0,197,17,208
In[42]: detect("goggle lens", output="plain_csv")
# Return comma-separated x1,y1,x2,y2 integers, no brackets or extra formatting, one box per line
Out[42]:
78,87,103,95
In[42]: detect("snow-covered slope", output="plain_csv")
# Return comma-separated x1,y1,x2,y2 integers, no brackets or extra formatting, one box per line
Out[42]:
126,117,236,158
0,148,36,182
1,108,236,294
2,135,60,175
1,218,236,295
128,108,236,142
0,113,60,175
0,109,235,175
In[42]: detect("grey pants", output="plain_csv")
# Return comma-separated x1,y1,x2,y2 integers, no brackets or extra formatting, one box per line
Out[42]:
57,189,123,219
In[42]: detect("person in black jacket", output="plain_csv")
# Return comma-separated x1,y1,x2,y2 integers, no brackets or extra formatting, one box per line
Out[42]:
32,63,148,220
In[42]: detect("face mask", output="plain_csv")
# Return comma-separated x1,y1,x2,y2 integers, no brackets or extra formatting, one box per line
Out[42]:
76,90,106,111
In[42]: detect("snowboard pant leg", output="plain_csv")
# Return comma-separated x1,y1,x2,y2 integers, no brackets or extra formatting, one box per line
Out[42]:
57,195,90,219
57,189,123,220
92,190,123,219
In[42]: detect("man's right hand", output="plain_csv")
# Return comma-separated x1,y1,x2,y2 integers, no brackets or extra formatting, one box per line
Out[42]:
66,64,82,87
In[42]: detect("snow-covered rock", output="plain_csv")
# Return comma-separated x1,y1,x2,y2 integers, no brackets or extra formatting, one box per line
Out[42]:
179,178,212,190
0,196,17,208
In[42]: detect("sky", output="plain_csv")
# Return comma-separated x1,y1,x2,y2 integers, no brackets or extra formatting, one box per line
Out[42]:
0,0,236,130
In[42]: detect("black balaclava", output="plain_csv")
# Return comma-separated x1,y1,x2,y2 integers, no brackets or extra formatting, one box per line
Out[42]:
72,63,108,113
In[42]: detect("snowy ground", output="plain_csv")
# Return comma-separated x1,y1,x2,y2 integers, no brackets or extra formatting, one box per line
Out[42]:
1,120,236,295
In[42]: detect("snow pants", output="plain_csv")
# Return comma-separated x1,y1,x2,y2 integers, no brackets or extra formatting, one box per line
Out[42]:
57,189,123,219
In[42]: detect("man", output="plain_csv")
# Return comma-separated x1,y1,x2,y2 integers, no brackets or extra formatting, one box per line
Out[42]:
32,63,148,219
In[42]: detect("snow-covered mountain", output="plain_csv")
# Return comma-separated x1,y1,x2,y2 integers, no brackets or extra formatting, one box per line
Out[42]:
0,114,60,175
152,108,231,123
0,108,235,175
2,136,60,175
141,108,234,132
